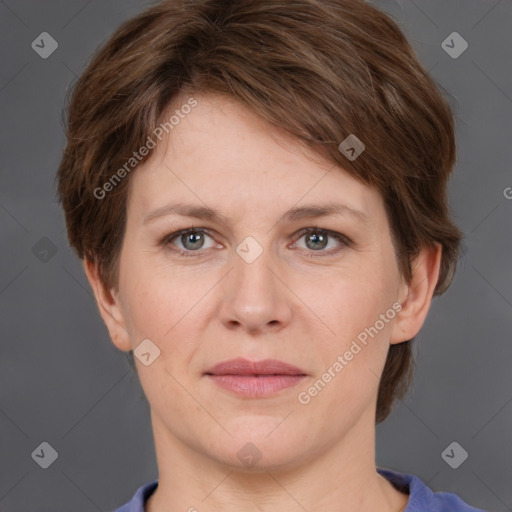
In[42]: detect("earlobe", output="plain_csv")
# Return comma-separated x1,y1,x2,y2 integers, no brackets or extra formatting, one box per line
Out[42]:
390,244,442,345
83,257,132,352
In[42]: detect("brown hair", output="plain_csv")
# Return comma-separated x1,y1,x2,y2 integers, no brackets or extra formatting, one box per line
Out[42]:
56,0,462,423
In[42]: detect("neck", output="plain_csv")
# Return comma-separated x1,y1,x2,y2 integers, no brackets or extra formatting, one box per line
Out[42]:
145,407,408,512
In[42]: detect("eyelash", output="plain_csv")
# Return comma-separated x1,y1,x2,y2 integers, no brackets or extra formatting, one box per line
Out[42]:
159,226,352,258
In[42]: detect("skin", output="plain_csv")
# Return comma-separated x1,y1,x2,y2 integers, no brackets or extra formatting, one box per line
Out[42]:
84,92,441,512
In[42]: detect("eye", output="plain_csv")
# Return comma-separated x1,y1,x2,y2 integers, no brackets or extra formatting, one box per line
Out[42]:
160,228,218,257
160,226,351,258
293,227,351,256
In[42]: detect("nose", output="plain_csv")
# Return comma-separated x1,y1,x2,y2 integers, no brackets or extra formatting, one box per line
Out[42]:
218,238,293,334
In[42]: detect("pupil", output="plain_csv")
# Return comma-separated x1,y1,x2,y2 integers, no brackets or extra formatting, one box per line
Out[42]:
183,232,203,250
307,231,327,250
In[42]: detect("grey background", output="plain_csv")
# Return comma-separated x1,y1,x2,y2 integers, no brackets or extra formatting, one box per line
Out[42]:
0,0,511,510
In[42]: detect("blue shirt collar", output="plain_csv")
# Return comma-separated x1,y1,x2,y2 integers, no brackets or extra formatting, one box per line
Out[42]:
114,468,485,511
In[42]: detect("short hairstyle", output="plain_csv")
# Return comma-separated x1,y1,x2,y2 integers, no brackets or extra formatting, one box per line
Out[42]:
56,0,462,424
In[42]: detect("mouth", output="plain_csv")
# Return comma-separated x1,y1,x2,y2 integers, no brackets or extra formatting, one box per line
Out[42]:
204,358,308,398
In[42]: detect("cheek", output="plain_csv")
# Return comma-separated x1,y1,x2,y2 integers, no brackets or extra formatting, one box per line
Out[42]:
119,244,180,333
120,256,212,364
316,265,398,338
120,270,202,404
302,276,396,412
304,263,398,399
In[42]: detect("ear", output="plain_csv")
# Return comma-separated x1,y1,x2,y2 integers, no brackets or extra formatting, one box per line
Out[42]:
83,257,132,352
390,243,442,345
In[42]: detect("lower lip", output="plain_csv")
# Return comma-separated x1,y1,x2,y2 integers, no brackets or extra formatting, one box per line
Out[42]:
206,374,306,398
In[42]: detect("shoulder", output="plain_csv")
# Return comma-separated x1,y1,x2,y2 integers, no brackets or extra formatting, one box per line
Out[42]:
377,468,488,512
110,480,158,512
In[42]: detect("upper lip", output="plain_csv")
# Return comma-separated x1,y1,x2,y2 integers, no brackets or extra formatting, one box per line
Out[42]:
205,358,307,376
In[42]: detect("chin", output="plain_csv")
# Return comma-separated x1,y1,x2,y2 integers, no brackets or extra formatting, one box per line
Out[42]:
208,417,310,471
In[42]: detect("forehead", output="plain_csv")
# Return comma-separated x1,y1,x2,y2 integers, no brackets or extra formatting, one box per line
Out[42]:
127,93,383,226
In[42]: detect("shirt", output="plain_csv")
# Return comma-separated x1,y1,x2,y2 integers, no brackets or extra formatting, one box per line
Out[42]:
111,467,487,511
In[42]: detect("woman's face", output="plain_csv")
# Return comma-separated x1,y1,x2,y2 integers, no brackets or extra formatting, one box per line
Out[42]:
105,93,410,470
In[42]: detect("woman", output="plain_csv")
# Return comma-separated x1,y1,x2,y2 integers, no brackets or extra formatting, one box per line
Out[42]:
56,0,486,510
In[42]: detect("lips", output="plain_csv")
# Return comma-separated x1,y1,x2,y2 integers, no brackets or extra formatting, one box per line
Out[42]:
205,357,307,376
204,358,307,398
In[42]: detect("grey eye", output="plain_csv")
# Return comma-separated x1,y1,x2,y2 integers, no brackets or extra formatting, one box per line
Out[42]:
180,231,206,250
304,231,328,250
169,229,216,252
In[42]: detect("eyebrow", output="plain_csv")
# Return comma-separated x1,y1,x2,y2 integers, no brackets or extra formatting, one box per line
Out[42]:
142,201,369,226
